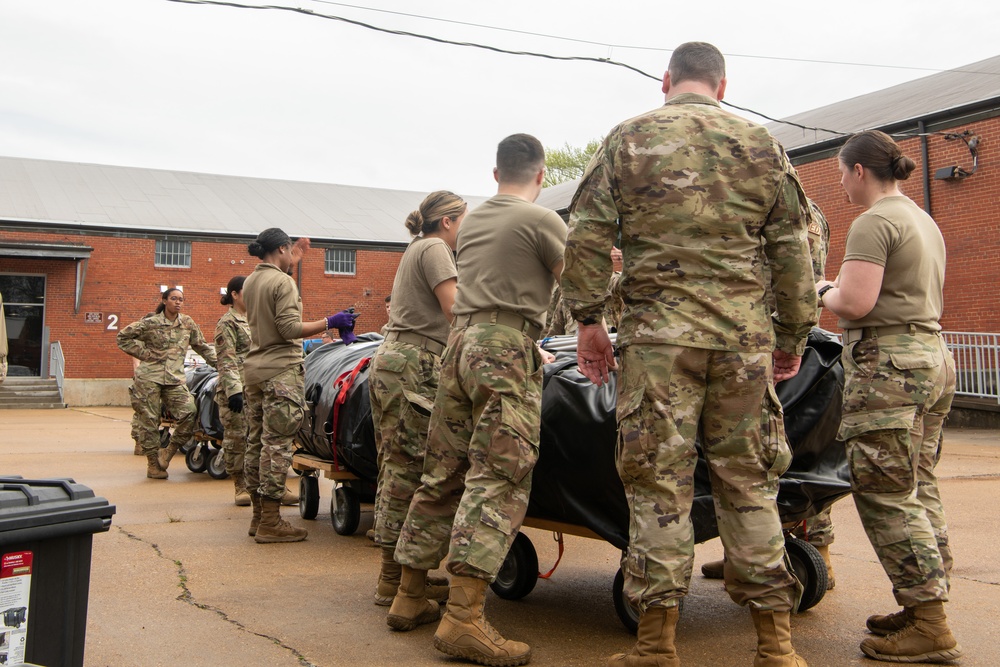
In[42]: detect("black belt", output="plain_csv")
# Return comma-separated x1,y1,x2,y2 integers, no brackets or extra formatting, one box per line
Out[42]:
384,331,446,356
843,324,937,344
453,310,543,342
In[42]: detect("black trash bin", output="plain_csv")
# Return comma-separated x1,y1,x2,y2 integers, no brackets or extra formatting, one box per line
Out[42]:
0,477,116,667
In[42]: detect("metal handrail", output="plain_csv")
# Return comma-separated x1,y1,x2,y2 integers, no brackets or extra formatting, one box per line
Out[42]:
942,331,1000,404
49,341,65,403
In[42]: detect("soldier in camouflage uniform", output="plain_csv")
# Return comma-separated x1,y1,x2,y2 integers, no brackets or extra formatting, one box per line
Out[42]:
393,135,566,666
703,199,838,587
544,246,624,337
117,288,218,480
562,43,816,667
243,227,357,544
214,276,252,506
369,190,466,608
816,130,961,663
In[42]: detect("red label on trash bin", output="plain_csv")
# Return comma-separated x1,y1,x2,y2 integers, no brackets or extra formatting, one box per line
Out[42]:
1,550,32,665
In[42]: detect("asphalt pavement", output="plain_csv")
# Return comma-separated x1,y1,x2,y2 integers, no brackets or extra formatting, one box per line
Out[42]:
1,407,997,667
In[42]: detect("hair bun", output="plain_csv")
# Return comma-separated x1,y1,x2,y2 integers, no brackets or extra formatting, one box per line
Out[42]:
247,241,264,258
404,210,424,236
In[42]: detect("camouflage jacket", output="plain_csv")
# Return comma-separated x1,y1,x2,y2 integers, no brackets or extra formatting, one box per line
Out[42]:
562,93,817,355
214,307,251,399
117,311,217,385
544,272,624,337
764,199,830,314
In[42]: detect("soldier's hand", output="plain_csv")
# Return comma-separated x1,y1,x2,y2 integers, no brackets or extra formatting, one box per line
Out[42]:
577,322,617,386
228,392,244,413
773,349,802,383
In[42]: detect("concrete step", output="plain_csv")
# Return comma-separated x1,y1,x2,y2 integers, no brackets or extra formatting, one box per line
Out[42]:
0,394,63,403
0,402,66,409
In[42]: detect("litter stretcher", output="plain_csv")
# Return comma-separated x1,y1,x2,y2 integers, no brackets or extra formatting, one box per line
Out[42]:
293,330,850,632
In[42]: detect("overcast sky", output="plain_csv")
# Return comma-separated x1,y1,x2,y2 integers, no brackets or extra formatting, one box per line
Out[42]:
4,0,1000,197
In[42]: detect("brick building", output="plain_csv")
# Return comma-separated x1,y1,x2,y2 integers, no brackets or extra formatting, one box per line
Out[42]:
0,157,484,405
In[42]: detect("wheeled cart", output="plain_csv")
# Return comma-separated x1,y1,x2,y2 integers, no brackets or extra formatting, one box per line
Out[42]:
290,452,373,536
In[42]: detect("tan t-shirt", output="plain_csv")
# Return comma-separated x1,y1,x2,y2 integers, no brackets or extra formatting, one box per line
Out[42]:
384,236,457,345
243,262,306,386
839,196,945,331
452,194,567,328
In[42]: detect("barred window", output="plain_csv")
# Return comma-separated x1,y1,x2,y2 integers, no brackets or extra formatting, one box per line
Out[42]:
325,248,356,275
155,240,191,268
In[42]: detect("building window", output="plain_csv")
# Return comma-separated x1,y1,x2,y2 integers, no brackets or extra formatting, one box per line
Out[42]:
155,240,191,268
325,248,356,275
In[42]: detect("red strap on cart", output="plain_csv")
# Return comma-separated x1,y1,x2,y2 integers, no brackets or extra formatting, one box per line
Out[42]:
328,356,372,470
537,532,565,580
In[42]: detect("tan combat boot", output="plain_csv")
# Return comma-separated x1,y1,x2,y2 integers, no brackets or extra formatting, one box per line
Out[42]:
700,558,724,579
280,479,299,506
145,452,168,479
233,472,251,507
133,441,143,456
253,497,308,543
750,608,808,666
157,442,181,470
866,608,911,636
814,545,835,590
248,491,262,537
375,548,448,606
386,566,441,631
860,601,962,663
606,605,680,666
432,575,530,667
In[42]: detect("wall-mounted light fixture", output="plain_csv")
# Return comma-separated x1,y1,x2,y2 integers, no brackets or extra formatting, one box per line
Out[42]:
934,132,980,181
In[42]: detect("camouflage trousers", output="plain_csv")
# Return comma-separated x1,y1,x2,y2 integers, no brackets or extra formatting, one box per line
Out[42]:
617,344,800,613
216,393,247,476
129,383,142,444
369,340,442,548
789,507,834,547
395,323,543,581
840,332,955,607
244,364,305,500
132,377,196,455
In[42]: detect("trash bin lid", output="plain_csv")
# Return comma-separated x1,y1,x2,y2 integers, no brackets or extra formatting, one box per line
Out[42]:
0,477,116,546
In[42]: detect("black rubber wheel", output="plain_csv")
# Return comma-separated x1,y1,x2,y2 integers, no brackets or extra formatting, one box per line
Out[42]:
207,448,229,479
785,536,828,612
490,532,539,600
330,485,360,535
299,475,320,520
185,443,210,473
612,567,641,634
159,427,171,448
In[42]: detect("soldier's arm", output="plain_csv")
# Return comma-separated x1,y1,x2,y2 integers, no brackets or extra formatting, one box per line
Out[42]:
214,320,241,398
562,139,620,323
189,321,218,368
763,157,818,355
116,318,158,361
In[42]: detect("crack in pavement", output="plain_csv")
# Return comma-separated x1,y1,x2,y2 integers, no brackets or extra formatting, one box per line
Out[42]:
119,527,319,667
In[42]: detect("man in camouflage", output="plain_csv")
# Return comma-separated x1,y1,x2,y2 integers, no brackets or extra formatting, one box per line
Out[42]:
544,246,624,337
562,42,816,666
393,134,566,667
703,199,838,588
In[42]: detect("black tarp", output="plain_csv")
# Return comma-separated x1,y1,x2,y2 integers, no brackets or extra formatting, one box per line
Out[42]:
529,328,850,549
184,365,224,441
293,329,849,549
297,335,383,480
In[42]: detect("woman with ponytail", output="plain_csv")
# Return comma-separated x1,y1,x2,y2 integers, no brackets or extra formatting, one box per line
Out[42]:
369,190,466,619
817,130,961,662
117,287,218,480
214,275,252,506
242,227,357,544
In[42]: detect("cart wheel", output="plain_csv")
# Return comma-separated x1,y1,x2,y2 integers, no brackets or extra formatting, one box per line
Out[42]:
159,427,172,448
330,485,360,535
299,475,320,520
207,448,229,479
185,443,210,473
785,536,828,612
612,568,640,634
490,532,538,600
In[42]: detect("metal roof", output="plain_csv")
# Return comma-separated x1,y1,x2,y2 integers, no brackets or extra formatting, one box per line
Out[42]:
536,179,580,215
0,156,489,246
768,55,1000,152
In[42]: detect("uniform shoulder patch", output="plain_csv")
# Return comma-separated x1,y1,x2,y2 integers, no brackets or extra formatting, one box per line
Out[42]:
807,222,822,236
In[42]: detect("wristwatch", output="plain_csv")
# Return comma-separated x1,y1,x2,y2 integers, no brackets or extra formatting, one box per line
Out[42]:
577,316,599,326
817,284,834,306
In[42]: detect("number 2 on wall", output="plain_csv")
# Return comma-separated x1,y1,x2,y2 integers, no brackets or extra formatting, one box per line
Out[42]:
106,314,119,331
